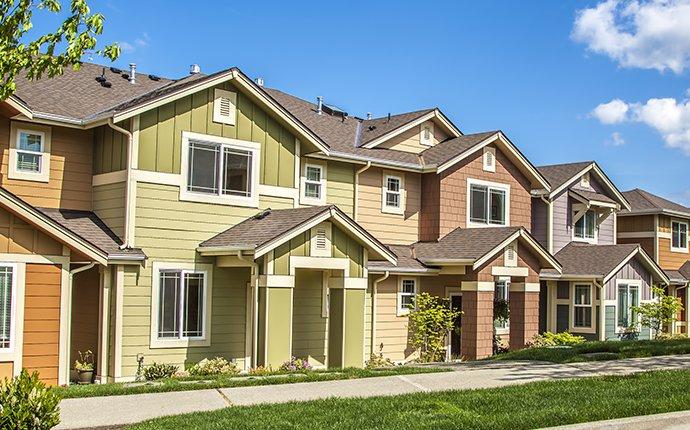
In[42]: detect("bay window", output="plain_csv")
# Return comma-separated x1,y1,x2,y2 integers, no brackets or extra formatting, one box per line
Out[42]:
617,282,639,329
469,181,508,226
672,221,688,252
574,210,596,241
573,284,592,328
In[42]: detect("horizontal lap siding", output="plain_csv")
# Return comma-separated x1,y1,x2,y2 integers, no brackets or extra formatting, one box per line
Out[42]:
373,276,412,362
23,264,62,385
618,215,654,233
658,237,689,270
531,198,548,249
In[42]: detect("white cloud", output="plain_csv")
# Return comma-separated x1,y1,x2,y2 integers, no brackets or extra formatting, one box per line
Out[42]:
591,99,629,124
135,33,150,47
118,34,150,54
608,131,626,146
118,41,135,54
591,91,690,154
572,0,690,74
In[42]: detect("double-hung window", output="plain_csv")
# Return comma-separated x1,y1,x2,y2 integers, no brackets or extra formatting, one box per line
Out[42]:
574,210,596,241
9,123,51,182
0,265,14,350
469,182,507,226
304,165,323,199
398,278,417,315
157,270,206,340
672,221,688,252
16,130,44,173
494,279,509,330
617,282,639,329
573,284,592,328
382,174,403,214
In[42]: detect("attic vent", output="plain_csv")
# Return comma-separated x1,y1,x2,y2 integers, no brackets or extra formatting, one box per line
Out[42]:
580,172,591,188
483,147,496,172
213,88,237,125
322,104,348,118
310,222,332,257
315,228,327,250
420,122,434,146
504,242,517,267
110,67,122,74
148,74,161,81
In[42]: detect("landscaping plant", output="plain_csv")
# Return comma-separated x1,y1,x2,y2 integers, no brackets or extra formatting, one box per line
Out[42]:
188,357,239,376
493,296,510,355
633,286,684,339
531,331,586,347
280,357,312,372
408,292,461,362
366,344,394,369
0,369,60,429
143,363,179,381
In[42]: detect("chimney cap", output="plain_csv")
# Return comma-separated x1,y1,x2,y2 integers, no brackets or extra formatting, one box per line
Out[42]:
255,77,264,86
190,64,201,75
316,96,324,115
128,63,136,84
366,112,372,120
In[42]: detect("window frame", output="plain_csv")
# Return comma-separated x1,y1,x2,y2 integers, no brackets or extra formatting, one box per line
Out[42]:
494,277,510,333
180,131,260,208
573,209,598,244
150,261,213,348
466,178,510,228
397,277,417,316
572,283,593,329
301,162,327,205
616,280,641,333
671,220,689,253
8,123,52,183
0,263,18,355
381,173,404,215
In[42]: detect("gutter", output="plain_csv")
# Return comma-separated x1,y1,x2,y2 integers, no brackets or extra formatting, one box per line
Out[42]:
108,119,134,249
353,161,371,222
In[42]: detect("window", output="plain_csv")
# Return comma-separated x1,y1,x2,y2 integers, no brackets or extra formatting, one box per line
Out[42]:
212,89,237,125
483,147,496,172
494,279,509,330
672,221,688,252
420,122,434,146
573,284,592,328
617,282,639,329
574,210,596,241
469,182,508,226
9,123,51,182
302,163,326,204
157,270,206,340
16,131,43,173
382,174,404,214
0,266,14,350
398,278,417,315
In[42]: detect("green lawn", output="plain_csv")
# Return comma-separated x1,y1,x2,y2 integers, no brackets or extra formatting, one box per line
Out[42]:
128,370,690,430
56,366,449,399
491,338,690,363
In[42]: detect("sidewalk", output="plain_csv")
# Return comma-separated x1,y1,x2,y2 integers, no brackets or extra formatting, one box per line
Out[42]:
56,354,690,429
546,409,690,429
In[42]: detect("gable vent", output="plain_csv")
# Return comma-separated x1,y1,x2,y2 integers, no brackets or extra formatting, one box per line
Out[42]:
483,147,496,172
310,222,332,257
213,89,237,125
315,228,327,250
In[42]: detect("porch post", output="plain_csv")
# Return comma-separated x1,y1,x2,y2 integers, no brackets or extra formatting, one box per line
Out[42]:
97,266,111,383
328,277,366,368
460,281,494,360
509,283,540,350
256,275,294,369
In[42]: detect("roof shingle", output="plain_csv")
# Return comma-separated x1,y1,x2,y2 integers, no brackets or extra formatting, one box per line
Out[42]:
622,189,690,217
536,161,593,190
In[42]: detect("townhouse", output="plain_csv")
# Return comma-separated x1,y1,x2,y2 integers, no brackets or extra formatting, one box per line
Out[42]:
0,62,681,385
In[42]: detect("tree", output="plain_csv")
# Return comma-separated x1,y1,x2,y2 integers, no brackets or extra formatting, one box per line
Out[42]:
0,0,120,100
407,293,461,362
632,286,684,338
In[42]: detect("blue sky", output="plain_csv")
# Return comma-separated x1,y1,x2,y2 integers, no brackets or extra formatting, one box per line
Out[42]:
34,0,690,204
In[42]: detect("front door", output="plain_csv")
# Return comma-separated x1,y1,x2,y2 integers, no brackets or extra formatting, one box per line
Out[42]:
449,294,462,358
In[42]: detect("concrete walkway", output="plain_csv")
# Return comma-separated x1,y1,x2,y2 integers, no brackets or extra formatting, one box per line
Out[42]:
56,355,690,429
547,410,690,429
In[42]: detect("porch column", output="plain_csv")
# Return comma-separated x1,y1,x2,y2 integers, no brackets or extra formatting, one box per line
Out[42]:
460,282,494,360
509,283,540,350
328,277,366,368
256,275,294,369
97,266,111,383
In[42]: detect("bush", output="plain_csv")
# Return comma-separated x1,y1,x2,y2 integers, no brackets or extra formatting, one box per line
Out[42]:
531,332,586,347
0,370,60,429
408,293,461,362
188,357,239,376
366,345,394,369
248,366,272,376
279,357,312,372
143,362,178,380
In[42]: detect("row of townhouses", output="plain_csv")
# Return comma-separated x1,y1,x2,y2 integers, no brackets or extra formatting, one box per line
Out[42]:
0,63,687,385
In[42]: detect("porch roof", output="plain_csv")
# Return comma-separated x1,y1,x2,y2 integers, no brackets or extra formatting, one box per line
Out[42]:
664,269,688,286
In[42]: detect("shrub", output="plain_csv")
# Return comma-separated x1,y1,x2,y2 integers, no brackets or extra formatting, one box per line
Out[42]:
408,293,461,362
656,332,688,340
531,331,586,347
143,362,178,380
248,366,272,376
366,344,394,369
0,370,60,430
188,357,239,376
633,286,684,338
279,357,312,372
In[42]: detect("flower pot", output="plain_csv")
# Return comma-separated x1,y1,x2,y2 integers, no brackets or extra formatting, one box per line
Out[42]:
77,370,93,384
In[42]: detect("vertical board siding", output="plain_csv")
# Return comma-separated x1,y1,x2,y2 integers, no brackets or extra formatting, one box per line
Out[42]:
23,264,62,385
93,182,126,239
332,225,364,278
92,123,128,174
137,83,296,188
292,270,328,366
605,258,652,301
0,118,93,210
552,191,570,254
326,160,355,217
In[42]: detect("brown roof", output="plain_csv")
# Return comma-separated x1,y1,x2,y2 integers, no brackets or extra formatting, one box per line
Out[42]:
680,261,690,280
13,62,175,121
414,227,521,263
621,189,690,217
548,243,641,278
419,132,498,166
664,269,687,285
537,161,593,190
358,109,435,146
368,244,431,273
570,189,618,206
37,208,145,260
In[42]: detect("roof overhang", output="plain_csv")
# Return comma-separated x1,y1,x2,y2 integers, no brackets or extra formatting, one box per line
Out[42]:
472,228,562,272
542,163,631,211
569,190,620,210
617,208,690,219
360,108,462,149
436,131,551,192
601,246,669,285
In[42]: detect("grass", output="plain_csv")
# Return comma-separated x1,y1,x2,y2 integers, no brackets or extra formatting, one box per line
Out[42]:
127,370,690,430
55,366,450,399
491,338,690,363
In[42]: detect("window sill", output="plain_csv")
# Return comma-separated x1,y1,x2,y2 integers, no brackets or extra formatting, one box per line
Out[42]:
300,196,326,206
149,338,211,349
179,189,258,208
670,247,689,254
570,326,596,334
396,309,411,317
382,205,404,215
8,169,50,183
467,221,508,229
572,237,597,245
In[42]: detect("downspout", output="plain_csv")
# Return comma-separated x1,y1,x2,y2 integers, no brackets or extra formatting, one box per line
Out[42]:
354,161,371,222
594,279,605,341
371,271,389,354
237,250,259,369
540,196,553,254
108,119,133,249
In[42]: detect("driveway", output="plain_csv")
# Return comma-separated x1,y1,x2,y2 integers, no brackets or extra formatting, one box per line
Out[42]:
56,354,690,429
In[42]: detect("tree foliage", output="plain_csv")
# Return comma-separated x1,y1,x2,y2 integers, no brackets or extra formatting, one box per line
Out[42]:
408,292,461,362
0,0,120,100
0,369,60,429
632,286,684,339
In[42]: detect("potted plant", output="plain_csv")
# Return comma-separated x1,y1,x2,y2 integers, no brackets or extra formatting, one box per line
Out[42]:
74,350,94,384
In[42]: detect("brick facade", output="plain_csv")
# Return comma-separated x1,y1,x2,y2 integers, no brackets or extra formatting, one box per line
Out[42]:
509,291,539,349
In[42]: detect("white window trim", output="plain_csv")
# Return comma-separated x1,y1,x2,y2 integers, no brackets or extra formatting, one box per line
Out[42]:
180,131,260,208
483,147,496,173
8,123,52,183
571,283,594,331
466,178,510,228
150,261,213,348
212,88,237,125
420,122,434,147
615,279,642,333
397,277,417,316
572,209,598,244
671,220,689,253
381,173,404,215
0,263,19,359
300,162,326,206
494,277,510,334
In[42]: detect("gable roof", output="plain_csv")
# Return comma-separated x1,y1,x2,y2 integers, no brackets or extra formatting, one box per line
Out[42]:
197,205,396,263
680,261,690,280
569,189,619,209
621,188,690,218
664,269,688,286
358,108,462,149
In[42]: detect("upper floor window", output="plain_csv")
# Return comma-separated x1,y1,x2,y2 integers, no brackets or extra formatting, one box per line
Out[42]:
382,174,404,214
469,180,508,226
672,221,688,252
420,122,434,146
573,284,592,328
301,163,326,205
9,123,51,183
398,278,417,315
574,210,596,241
181,132,260,207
